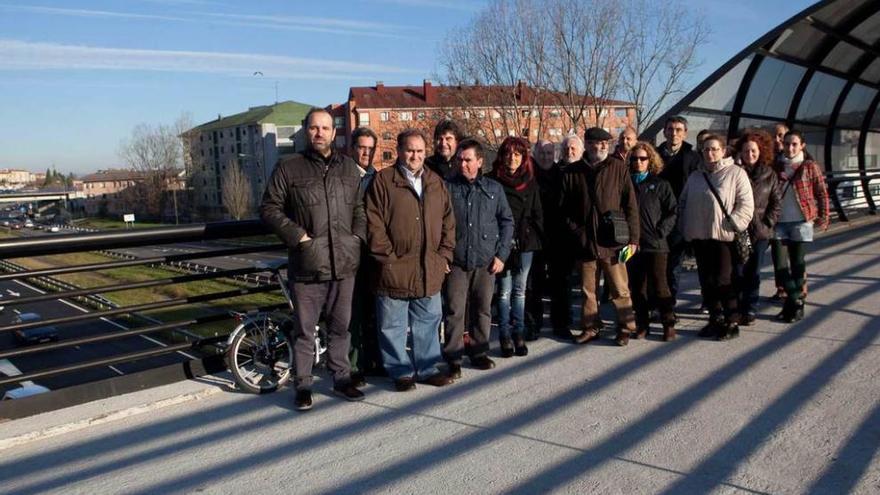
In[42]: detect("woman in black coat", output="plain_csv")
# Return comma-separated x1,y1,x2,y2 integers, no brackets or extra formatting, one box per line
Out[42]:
626,142,678,341
489,137,544,357
735,129,781,325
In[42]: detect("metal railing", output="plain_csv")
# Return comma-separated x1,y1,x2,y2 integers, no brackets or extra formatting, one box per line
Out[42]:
0,220,287,417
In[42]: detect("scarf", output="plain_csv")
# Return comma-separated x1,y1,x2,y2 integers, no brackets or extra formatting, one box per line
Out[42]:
631,171,649,184
492,158,534,192
779,151,804,181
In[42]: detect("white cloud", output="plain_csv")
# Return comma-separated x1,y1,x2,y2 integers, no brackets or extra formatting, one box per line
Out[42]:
0,40,423,80
0,4,412,38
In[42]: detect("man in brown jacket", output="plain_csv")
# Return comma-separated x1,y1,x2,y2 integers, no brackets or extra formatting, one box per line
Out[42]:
560,127,640,346
365,129,456,391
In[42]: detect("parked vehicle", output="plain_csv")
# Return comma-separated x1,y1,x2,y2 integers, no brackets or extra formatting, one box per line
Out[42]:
13,312,60,345
49,226,60,233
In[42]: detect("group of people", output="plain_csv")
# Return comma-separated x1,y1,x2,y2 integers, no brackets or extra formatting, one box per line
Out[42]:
260,108,830,411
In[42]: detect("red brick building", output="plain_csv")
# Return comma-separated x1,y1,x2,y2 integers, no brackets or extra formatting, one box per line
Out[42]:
333,80,636,169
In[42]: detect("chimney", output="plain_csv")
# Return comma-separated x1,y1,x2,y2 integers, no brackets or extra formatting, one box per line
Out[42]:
515,80,525,101
424,79,437,105
376,81,385,94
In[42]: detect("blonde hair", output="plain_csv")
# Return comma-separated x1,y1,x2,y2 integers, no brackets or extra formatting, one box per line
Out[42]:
629,141,663,175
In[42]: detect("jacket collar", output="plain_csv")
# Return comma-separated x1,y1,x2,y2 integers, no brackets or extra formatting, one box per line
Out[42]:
391,162,440,188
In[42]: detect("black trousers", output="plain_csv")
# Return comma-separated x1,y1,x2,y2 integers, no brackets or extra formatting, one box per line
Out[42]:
549,252,575,331
348,258,382,375
442,264,495,364
525,250,548,332
692,239,739,322
627,251,675,329
290,277,355,391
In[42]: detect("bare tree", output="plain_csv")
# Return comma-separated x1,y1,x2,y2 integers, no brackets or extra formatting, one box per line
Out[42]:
621,0,709,132
438,0,708,136
119,114,192,223
222,158,253,221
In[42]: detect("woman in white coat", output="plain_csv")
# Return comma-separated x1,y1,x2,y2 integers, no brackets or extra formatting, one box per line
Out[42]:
679,134,754,340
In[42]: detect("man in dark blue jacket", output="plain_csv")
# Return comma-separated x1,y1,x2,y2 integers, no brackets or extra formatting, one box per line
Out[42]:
442,139,514,378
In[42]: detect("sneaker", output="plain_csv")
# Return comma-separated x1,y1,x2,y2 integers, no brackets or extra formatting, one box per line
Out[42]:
469,355,496,370
294,390,313,411
420,373,453,387
394,377,416,392
447,363,462,380
333,383,365,402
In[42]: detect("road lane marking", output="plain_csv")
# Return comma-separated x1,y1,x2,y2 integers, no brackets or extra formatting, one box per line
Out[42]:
12,279,198,361
108,365,125,375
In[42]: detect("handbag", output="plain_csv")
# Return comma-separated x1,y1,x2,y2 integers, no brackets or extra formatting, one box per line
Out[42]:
701,171,752,263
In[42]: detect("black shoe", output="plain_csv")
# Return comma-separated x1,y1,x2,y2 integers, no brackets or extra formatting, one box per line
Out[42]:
333,383,365,402
524,328,540,341
294,390,313,411
791,301,805,322
717,323,740,341
500,338,514,358
469,355,496,370
394,377,416,392
740,313,756,327
447,363,462,380
552,328,573,341
698,319,721,338
349,372,367,388
420,373,453,387
513,336,528,356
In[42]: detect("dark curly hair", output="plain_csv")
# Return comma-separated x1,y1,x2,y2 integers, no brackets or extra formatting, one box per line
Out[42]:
735,128,775,168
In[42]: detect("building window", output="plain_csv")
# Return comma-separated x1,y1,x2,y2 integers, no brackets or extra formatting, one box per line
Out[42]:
358,112,370,125
382,132,393,140
599,108,608,117
494,129,502,137
399,111,412,121
492,110,501,119
382,151,393,160
477,129,486,136
549,109,561,118
521,110,530,118
615,108,628,118
333,116,344,128
417,111,426,121
477,110,486,119
335,136,346,147
380,112,390,122
548,128,562,137
220,131,223,138
200,135,204,142
463,111,471,120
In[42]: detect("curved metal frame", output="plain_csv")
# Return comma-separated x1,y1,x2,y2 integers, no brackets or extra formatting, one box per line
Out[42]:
642,0,880,218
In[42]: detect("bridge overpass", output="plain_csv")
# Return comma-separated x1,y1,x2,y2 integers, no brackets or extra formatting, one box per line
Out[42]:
0,216,877,493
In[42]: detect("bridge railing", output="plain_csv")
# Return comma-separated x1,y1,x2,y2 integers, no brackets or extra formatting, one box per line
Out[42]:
0,220,286,419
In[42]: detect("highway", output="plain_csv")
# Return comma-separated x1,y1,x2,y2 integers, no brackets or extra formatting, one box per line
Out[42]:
0,278,192,396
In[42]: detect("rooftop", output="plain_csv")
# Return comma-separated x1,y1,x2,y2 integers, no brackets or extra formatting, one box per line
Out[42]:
191,100,316,133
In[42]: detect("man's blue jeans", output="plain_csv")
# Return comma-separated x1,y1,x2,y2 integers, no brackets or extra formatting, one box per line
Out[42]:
376,293,443,381
497,251,534,339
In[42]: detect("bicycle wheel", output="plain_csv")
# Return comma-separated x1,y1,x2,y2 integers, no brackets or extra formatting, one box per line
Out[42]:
226,315,293,394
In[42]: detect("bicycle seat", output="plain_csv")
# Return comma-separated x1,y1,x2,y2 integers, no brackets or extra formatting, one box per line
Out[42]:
254,259,289,273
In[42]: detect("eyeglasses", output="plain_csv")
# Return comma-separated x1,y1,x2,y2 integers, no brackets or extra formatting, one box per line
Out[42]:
629,156,649,162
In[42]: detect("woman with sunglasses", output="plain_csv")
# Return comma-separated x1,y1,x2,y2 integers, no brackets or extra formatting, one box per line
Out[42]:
679,134,754,340
626,142,678,341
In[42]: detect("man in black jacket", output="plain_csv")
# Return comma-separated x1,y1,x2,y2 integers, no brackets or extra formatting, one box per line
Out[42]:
656,115,702,303
425,119,462,179
260,108,366,411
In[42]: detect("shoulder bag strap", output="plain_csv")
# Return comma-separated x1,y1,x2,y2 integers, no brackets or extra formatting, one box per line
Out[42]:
701,171,741,235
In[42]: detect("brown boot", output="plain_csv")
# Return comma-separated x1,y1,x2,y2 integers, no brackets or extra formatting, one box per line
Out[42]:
573,328,600,345
615,331,630,347
662,324,676,342
633,327,649,340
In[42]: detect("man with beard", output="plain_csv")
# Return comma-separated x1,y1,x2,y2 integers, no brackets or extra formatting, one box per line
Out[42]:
260,108,366,411
561,127,640,346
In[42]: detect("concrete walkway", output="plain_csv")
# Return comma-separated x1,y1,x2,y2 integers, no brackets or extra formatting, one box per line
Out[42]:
1,218,878,494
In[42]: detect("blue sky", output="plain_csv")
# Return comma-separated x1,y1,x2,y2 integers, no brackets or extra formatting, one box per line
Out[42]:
0,0,815,175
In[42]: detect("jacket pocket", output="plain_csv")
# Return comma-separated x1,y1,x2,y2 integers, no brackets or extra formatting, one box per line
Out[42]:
293,236,330,278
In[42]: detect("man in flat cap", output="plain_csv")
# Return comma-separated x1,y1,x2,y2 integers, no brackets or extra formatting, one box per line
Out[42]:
559,127,640,347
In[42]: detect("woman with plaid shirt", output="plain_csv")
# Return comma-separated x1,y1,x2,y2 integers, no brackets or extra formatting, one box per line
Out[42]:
772,129,830,323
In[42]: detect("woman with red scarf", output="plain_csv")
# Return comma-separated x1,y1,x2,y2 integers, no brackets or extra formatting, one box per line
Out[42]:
489,137,544,357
